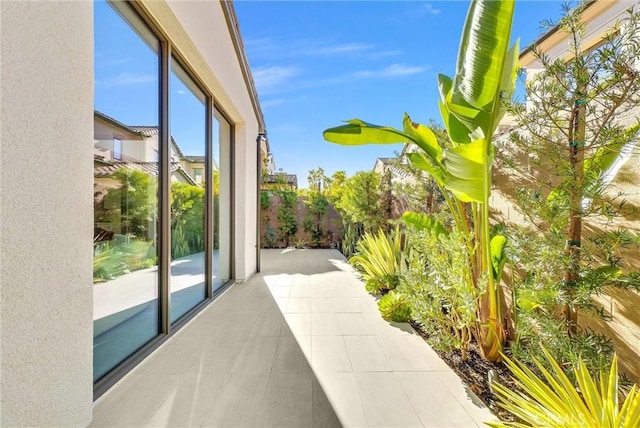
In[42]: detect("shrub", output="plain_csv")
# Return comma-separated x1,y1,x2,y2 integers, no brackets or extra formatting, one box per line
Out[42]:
276,190,298,247
401,227,478,360
378,290,411,322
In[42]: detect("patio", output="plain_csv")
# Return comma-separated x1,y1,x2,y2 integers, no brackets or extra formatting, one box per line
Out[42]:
91,249,496,427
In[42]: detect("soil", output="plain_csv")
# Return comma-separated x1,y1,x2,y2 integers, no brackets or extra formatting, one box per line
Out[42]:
410,321,518,422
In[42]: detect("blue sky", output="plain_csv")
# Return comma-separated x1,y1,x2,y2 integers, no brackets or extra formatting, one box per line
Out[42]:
234,1,567,188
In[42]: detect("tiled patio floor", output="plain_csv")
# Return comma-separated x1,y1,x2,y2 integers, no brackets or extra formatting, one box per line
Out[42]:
91,249,496,427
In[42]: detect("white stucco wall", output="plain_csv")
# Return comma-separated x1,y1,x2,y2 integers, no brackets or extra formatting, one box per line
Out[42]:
148,0,260,280
524,1,639,74
0,2,94,427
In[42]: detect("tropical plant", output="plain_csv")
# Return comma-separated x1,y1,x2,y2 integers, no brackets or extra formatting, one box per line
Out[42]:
487,346,640,428
294,238,307,249
340,222,361,258
93,238,156,282
93,242,128,282
378,290,412,323
324,0,519,361
502,5,640,332
350,227,404,294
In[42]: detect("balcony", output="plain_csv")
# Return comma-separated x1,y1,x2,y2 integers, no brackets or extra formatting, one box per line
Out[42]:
91,249,494,427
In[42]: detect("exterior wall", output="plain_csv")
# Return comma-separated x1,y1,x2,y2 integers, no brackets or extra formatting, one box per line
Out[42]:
0,2,94,426
1,0,262,424
141,0,260,281
522,1,638,72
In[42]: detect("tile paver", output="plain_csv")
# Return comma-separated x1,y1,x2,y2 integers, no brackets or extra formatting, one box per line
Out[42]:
91,249,496,427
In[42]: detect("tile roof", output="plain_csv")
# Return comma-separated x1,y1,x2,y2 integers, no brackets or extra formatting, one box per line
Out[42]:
94,161,197,186
263,173,298,188
95,111,145,136
184,155,205,163
129,126,159,137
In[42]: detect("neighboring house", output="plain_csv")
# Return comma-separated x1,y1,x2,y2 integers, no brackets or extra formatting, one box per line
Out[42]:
94,110,197,186
181,155,207,185
373,155,414,184
262,172,298,190
1,1,269,426
493,0,640,219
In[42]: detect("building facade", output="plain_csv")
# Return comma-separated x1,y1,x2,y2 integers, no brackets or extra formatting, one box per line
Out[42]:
1,1,266,425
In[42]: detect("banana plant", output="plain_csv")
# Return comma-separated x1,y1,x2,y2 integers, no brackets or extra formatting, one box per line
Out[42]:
323,0,519,361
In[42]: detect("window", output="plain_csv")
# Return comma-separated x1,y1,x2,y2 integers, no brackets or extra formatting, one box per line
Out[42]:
213,110,232,290
93,0,159,382
169,59,206,323
93,0,236,393
112,137,122,160
193,168,203,184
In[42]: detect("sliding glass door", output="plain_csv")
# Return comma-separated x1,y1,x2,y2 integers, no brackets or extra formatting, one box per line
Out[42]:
169,60,206,323
93,0,235,387
213,111,232,291
93,0,160,382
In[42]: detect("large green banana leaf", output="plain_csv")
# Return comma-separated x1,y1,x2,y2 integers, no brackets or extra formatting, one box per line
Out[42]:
452,1,515,112
323,114,441,160
443,137,490,203
402,211,448,237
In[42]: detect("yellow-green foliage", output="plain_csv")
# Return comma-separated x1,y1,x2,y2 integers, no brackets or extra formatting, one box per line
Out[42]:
377,290,411,322
487,346,640,428
350,227,403,294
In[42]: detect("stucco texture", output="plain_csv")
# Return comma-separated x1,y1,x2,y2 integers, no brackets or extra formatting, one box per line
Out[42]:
1,2,94,426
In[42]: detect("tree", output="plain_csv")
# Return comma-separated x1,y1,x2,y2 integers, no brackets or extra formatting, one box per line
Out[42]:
307,167,329,194
336,171,382,233
378,169,395,232
99,169,157,239
504,4,640,333
304,168,330,247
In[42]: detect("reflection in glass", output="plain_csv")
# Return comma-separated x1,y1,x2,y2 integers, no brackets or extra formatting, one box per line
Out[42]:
169,60,206,323
93,0,159,382
214,111,232,291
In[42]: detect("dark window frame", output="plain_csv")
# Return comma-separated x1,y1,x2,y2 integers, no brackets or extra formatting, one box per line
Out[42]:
93,0,236,400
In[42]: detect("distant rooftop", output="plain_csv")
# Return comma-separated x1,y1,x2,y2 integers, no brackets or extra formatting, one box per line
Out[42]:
263,173,298,189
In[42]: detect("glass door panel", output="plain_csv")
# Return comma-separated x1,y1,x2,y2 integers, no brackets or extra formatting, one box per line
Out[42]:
169,59,206,323
93,0,160,382
213,111,232,291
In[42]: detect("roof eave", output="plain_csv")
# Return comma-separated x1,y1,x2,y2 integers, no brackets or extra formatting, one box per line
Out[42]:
220,1,267,141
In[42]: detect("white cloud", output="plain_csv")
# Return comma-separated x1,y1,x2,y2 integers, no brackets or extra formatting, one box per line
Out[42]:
422,3,441,16
253,66,300,94
305,43,374,55
353,64,428,79
97,72,156,87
